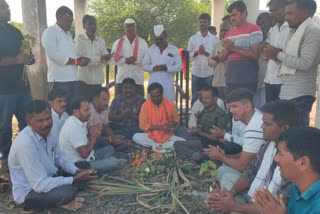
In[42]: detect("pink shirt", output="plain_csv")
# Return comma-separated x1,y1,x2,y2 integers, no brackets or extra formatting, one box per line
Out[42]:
87,103,110,127
225,22,262,61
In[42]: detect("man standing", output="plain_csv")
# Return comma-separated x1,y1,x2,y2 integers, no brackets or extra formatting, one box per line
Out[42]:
75,15,112,101
0,0,35,160
109,78,146,139
255,12,273,109
133,83,184,152
263,0,320,126
48,88,69,134
222,1,263,94
8,100,96,211
111,18,149,97
208,21,233,100
263,0,289,103
206,100,299,214
188,13,219,104
41,6,90,101
59,97,120,173
143,25,182,101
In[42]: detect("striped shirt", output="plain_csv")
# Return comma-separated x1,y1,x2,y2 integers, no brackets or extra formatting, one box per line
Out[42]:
225,22,263,61
243,110,265,154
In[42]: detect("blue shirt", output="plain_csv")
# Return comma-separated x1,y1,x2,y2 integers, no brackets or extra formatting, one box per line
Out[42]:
8,126,78,204
287,179,320,214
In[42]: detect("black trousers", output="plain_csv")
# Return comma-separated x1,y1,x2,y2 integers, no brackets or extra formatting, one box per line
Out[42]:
23,162,91,210
174,139,242,161
24,185,76,210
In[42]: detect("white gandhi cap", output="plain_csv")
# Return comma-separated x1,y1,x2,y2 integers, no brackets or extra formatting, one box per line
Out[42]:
154,25,164,37
124,18,136,25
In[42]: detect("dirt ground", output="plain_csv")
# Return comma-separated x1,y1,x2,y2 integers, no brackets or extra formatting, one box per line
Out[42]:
0,91,317,213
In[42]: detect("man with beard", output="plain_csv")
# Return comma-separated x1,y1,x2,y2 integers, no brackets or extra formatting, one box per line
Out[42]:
42,6,90,101
111,18,149,97
48,88,69,134
109,78,146,139
263,0,320,126
75,15,112,101
59,96,120,173
133,83,184,152
188,13,219,105
8,100,96,211
143,25,182,101
206,100,299,214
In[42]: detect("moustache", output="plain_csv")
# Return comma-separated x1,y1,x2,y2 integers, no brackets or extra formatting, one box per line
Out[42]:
42,125,51,131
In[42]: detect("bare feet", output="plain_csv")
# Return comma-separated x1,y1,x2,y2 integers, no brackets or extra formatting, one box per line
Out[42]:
60,197,84,211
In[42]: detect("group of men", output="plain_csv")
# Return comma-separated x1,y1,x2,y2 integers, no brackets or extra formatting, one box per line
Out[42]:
1,0,320,213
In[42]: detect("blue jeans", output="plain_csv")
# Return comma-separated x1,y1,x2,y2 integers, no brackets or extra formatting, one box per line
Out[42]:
0,90,32,158
191,75,213,105
265,83,281,103
290,96,315,126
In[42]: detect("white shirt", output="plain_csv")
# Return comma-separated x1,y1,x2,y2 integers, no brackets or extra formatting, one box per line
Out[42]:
75,34,109,84
188,98,226,128
111,36,149,85
187,32,219,78
51,109,69,135
8,126,77,204
143,44,182,100
41,24,78,82
264,22,290,84
242,110,265,153
59,116,95,162
224,118,247,146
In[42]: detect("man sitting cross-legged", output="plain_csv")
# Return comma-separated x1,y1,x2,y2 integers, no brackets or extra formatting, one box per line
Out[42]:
252,127,320,214
59,97,120,173
48,88,69,134
206,100,300,214
174,86,230,162
109,78,146,139
132,83,185,152
88,86,128,150
8,100,96,212
205,88,266,184
189,84,225,129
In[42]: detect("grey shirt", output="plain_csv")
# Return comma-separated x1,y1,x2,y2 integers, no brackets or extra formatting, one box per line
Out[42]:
277,22,320,100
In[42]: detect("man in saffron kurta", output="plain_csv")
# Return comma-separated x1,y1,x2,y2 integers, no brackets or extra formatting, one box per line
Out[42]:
132,83,184,151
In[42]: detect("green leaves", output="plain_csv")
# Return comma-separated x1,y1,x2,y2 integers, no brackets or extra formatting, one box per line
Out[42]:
199,161,217,177
23,34,36,55
89,0,212,49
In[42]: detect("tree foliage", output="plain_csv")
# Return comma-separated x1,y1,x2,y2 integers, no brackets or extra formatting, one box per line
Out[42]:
89,0,211,49
225,0,237,14
10,21,23,33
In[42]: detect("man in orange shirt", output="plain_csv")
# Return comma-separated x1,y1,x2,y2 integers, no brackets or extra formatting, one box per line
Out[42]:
132,83,185,152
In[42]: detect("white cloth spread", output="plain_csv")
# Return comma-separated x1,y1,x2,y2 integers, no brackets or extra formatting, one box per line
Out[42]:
278,18,312,76
248,142,282,197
